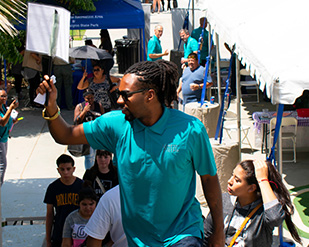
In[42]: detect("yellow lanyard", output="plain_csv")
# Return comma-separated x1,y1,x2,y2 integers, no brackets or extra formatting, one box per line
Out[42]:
228,202,263,247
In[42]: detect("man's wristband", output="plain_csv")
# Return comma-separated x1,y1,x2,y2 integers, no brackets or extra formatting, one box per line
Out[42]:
42,106,60,121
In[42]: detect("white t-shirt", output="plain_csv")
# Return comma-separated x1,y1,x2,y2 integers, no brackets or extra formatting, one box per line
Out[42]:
84,186,127,247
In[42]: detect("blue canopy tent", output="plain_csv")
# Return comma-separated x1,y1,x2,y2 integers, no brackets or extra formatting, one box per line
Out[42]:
70,0,144,30
17,0,146,60
70,0,146,61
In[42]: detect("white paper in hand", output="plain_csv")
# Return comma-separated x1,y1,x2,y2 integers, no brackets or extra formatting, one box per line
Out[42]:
26,3,70,63
10,109,19,120
34,75,56,105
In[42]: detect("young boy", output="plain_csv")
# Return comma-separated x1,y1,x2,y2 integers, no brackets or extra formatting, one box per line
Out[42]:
44,154,83,247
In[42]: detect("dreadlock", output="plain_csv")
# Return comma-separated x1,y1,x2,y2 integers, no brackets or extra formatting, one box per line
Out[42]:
124,60,179,107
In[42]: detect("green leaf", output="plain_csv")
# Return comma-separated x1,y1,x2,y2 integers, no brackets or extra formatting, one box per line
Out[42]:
52,0,97,14
0,0,26,36
0,31,25,64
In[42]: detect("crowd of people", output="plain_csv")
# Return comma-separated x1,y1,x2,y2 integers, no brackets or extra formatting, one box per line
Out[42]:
0,29,121,185
0,16,303,247
142,0,178,13
4,29,118,111
147,18,213,109
36,55,302,246
41,153,302,246
44,153,122,247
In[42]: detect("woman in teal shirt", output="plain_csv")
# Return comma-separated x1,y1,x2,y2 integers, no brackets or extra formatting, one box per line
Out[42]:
0,89,18,185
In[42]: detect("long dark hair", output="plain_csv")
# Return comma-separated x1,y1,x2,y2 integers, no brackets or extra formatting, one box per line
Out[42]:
86,150,117,180
240,160,301,244
99,29,113,54
124,60,179,107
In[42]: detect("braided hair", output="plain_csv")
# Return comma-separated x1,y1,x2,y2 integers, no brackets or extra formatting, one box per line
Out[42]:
124,60,179,107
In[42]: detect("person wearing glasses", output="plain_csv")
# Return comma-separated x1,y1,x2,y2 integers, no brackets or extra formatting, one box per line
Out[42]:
36,60,224,247
0,90,19,185
191,17,209,67
179,29,199,67
77,63,113,112
74,88,104,169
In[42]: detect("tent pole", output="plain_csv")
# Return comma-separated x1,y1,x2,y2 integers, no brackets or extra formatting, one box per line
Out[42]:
142,28,146,61
215,33,221,104
276,103,283,242
139,28,144,62
208,24,212,75
0,186,2,247
191,0,194,29
139,28,142,62
236,56,242,160
277,104,283,174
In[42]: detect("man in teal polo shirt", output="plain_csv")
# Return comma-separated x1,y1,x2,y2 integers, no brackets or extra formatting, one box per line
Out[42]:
147,25,169,61
191,17,209,66
36,60,224,247
179,29,199,66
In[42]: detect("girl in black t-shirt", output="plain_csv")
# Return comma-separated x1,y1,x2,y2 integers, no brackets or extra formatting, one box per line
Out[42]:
83,150,118,198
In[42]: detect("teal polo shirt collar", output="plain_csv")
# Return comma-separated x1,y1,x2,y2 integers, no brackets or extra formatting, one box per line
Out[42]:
132,106,168,135
153,34,160,44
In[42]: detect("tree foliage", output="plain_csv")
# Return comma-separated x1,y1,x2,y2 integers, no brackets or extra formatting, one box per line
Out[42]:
0,0,96,64
52,0,96,14
0,0,26,64
0,32,25,64
0,0,27,37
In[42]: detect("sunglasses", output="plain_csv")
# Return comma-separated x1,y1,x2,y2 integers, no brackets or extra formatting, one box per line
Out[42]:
115,88,148,101
93,68,101,72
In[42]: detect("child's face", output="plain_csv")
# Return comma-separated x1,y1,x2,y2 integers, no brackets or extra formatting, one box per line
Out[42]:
57,163,75,180
79,198,96,218
96,154,111,171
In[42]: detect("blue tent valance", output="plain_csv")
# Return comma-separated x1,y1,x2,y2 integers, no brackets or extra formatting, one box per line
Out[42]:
70,0,145,30
17,0,145,30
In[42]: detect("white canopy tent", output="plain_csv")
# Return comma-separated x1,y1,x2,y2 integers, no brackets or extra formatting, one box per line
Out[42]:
202,3,309,242
202,0,309,179
204,0,309,105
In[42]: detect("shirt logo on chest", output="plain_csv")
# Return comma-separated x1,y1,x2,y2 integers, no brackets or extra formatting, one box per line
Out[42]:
163,144,179,153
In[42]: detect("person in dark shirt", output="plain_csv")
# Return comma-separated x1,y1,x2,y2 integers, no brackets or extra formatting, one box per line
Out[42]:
83,150,118,199
43,154,83,247
74,88,104,170
99,29,113,56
